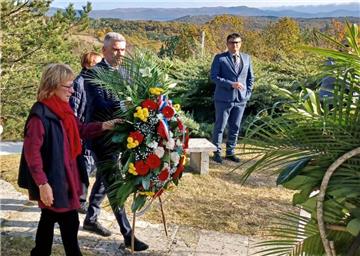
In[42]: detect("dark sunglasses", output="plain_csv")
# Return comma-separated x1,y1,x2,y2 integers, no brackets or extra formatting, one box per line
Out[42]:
228,41,241,44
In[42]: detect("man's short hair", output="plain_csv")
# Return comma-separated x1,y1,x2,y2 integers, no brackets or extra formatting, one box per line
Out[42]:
104,32,126,48
226,33,242,42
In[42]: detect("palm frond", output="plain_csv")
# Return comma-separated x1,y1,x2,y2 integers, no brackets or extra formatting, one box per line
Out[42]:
241,23,360,254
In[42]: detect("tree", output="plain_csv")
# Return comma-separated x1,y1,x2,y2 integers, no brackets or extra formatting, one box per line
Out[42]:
1,0,91,139
174,25,201,60
158,36,180,59
203,15,244,53
264,17,301,60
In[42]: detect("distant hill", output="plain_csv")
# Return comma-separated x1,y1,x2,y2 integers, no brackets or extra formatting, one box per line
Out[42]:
173,15,359,27
262,3,360,14
172,15,213,24
48,3,360,21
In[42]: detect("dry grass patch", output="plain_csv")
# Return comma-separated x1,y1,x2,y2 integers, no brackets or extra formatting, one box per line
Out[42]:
0,152,296,238
122,162,295,237
0,154,26,194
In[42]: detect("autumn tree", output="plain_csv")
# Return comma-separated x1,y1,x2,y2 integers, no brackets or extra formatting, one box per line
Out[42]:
203,15,244,53
241,30,270,60
173,25,201,59
264,17,301,60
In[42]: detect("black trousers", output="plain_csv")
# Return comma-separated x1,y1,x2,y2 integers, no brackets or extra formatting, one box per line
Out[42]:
31,209,82,256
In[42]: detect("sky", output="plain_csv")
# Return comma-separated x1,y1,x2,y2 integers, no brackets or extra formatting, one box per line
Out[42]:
51,0,356,9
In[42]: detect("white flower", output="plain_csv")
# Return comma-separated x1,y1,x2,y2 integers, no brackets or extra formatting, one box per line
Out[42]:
168,82,177,88
154,147,165,158
139,67,151,77
166,138,175,150
176,139,182,146
163,162,169,169
157,113,164,120
170,152,180,165
147,141,158,149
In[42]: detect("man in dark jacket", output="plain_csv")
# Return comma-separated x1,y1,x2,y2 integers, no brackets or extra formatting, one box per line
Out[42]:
80,32,148,251
70,52,102,214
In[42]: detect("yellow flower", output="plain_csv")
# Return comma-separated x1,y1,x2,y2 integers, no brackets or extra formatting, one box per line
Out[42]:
173,104,181,111
128,163,138,175
127,137,140,149
149,87,164,96
138,191,155,196
134,107,149,122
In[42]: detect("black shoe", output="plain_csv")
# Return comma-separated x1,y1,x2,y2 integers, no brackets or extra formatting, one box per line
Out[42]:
225,155,241,163
212,154,223,164
78,202,88,214
83,221,112,237
124,236,149,251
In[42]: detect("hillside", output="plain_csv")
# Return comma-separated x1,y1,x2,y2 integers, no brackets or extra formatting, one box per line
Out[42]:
48,3,360,21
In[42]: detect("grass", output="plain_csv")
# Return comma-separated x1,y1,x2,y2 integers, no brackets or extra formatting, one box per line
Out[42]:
0,151,295,238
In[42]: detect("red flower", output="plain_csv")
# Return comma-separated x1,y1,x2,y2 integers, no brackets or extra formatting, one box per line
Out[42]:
134,160,149,176
158,168,169,181
146,154,161,169
141,99,158,111
173,156,185,179
157,121,168,139
130,131,144,144
177,118,184,132
162,106,175,119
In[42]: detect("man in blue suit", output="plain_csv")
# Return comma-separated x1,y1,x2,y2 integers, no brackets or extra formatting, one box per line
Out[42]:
210,33,254,163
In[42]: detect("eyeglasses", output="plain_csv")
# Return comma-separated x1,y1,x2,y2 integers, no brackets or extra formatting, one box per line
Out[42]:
228,41,241,44
61,84,73,90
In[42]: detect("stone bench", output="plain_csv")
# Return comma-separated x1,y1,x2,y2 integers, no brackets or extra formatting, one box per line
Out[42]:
188,138,216,175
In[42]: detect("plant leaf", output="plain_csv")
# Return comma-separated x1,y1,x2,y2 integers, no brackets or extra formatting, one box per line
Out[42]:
346,218,360,236
276,157,311,185
131,195,147,212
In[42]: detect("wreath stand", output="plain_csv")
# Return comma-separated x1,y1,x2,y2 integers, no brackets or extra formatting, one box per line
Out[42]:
317,147,360,256
130,193,168,254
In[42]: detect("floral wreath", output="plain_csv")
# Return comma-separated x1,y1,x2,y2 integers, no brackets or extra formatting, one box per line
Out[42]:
93,54,190,214
117,89,189,212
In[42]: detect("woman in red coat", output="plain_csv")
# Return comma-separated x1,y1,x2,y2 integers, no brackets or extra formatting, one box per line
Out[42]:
18,63,120,256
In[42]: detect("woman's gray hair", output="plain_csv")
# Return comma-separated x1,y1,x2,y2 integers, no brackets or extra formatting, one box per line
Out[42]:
103,32,126,48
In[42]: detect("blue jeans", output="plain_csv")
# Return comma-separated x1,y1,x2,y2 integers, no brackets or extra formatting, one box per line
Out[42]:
212,101,246,156
85,170,132,238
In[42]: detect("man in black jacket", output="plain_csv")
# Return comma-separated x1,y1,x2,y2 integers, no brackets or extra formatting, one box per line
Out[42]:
70,52,102,214
78,32,148,251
